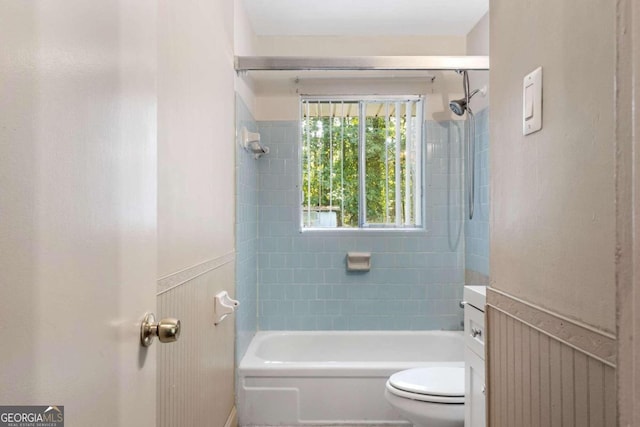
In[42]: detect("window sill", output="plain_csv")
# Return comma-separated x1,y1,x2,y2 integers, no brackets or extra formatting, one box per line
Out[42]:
300,227,428,236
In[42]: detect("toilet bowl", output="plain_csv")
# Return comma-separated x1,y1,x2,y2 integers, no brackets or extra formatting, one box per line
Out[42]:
384,367,464,427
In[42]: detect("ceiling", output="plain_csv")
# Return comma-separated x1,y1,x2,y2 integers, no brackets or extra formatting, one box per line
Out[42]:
243,0,489,37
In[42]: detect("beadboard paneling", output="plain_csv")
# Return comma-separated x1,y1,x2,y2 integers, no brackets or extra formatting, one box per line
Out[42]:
157,261,236,427
487,303,616,427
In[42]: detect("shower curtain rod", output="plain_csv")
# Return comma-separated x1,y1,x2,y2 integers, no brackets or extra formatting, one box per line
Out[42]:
234,56,489,72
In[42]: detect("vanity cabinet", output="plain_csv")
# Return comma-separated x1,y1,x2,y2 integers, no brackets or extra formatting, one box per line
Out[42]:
463,286,486,427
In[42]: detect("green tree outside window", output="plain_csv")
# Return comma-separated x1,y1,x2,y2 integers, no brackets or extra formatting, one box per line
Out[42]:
301,97,423,229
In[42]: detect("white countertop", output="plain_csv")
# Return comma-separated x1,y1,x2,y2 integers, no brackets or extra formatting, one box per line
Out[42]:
463,285,486,312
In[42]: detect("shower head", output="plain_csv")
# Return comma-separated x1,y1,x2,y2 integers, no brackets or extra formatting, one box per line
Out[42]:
449,88,480,116
449,98,467,116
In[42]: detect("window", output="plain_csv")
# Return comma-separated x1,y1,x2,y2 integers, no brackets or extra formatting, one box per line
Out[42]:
301,96,424,229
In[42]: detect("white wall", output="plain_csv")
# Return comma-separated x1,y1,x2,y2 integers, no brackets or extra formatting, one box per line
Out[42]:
235,0,257,56
490,0,616,333
254,35,466,56
466,12,489,112
235,0,258,113
158,0,236,277
157,0,238,425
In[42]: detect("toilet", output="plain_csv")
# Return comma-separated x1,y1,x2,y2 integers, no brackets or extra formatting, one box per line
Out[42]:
384,367,465,427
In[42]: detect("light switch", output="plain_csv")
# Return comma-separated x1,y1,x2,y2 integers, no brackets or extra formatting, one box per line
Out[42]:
523,66,542,135
524,84,534,119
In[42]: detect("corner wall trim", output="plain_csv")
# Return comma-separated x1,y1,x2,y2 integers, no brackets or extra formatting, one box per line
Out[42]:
224,406,238,427
157,252,235,295
487,288,616,367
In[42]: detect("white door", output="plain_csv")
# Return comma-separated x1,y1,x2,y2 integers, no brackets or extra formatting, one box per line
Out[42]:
0,1,158,426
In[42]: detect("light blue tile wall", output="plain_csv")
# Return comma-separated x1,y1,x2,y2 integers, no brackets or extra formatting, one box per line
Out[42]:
465,108,490,277
235,94,258,362
255,119,466,331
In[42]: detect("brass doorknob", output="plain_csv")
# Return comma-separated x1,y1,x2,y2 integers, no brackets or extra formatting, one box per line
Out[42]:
140,313,181,347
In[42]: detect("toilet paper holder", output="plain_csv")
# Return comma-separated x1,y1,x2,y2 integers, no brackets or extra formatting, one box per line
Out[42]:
214,291,240,325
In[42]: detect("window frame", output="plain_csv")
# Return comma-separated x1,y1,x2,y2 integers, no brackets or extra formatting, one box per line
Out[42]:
298,94,427,232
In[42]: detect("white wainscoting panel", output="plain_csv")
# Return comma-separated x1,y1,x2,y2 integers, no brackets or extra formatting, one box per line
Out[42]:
157,259,236,427
487,290,616,427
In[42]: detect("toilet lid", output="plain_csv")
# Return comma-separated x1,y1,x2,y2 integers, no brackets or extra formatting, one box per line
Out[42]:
388,367,464,397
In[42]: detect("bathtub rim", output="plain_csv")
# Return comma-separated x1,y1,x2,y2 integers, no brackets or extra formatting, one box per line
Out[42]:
239,330,464,377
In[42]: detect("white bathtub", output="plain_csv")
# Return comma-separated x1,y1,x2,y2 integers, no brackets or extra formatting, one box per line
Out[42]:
238,331,464,426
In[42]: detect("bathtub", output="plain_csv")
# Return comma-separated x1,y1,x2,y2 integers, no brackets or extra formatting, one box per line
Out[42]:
238,331,464,426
